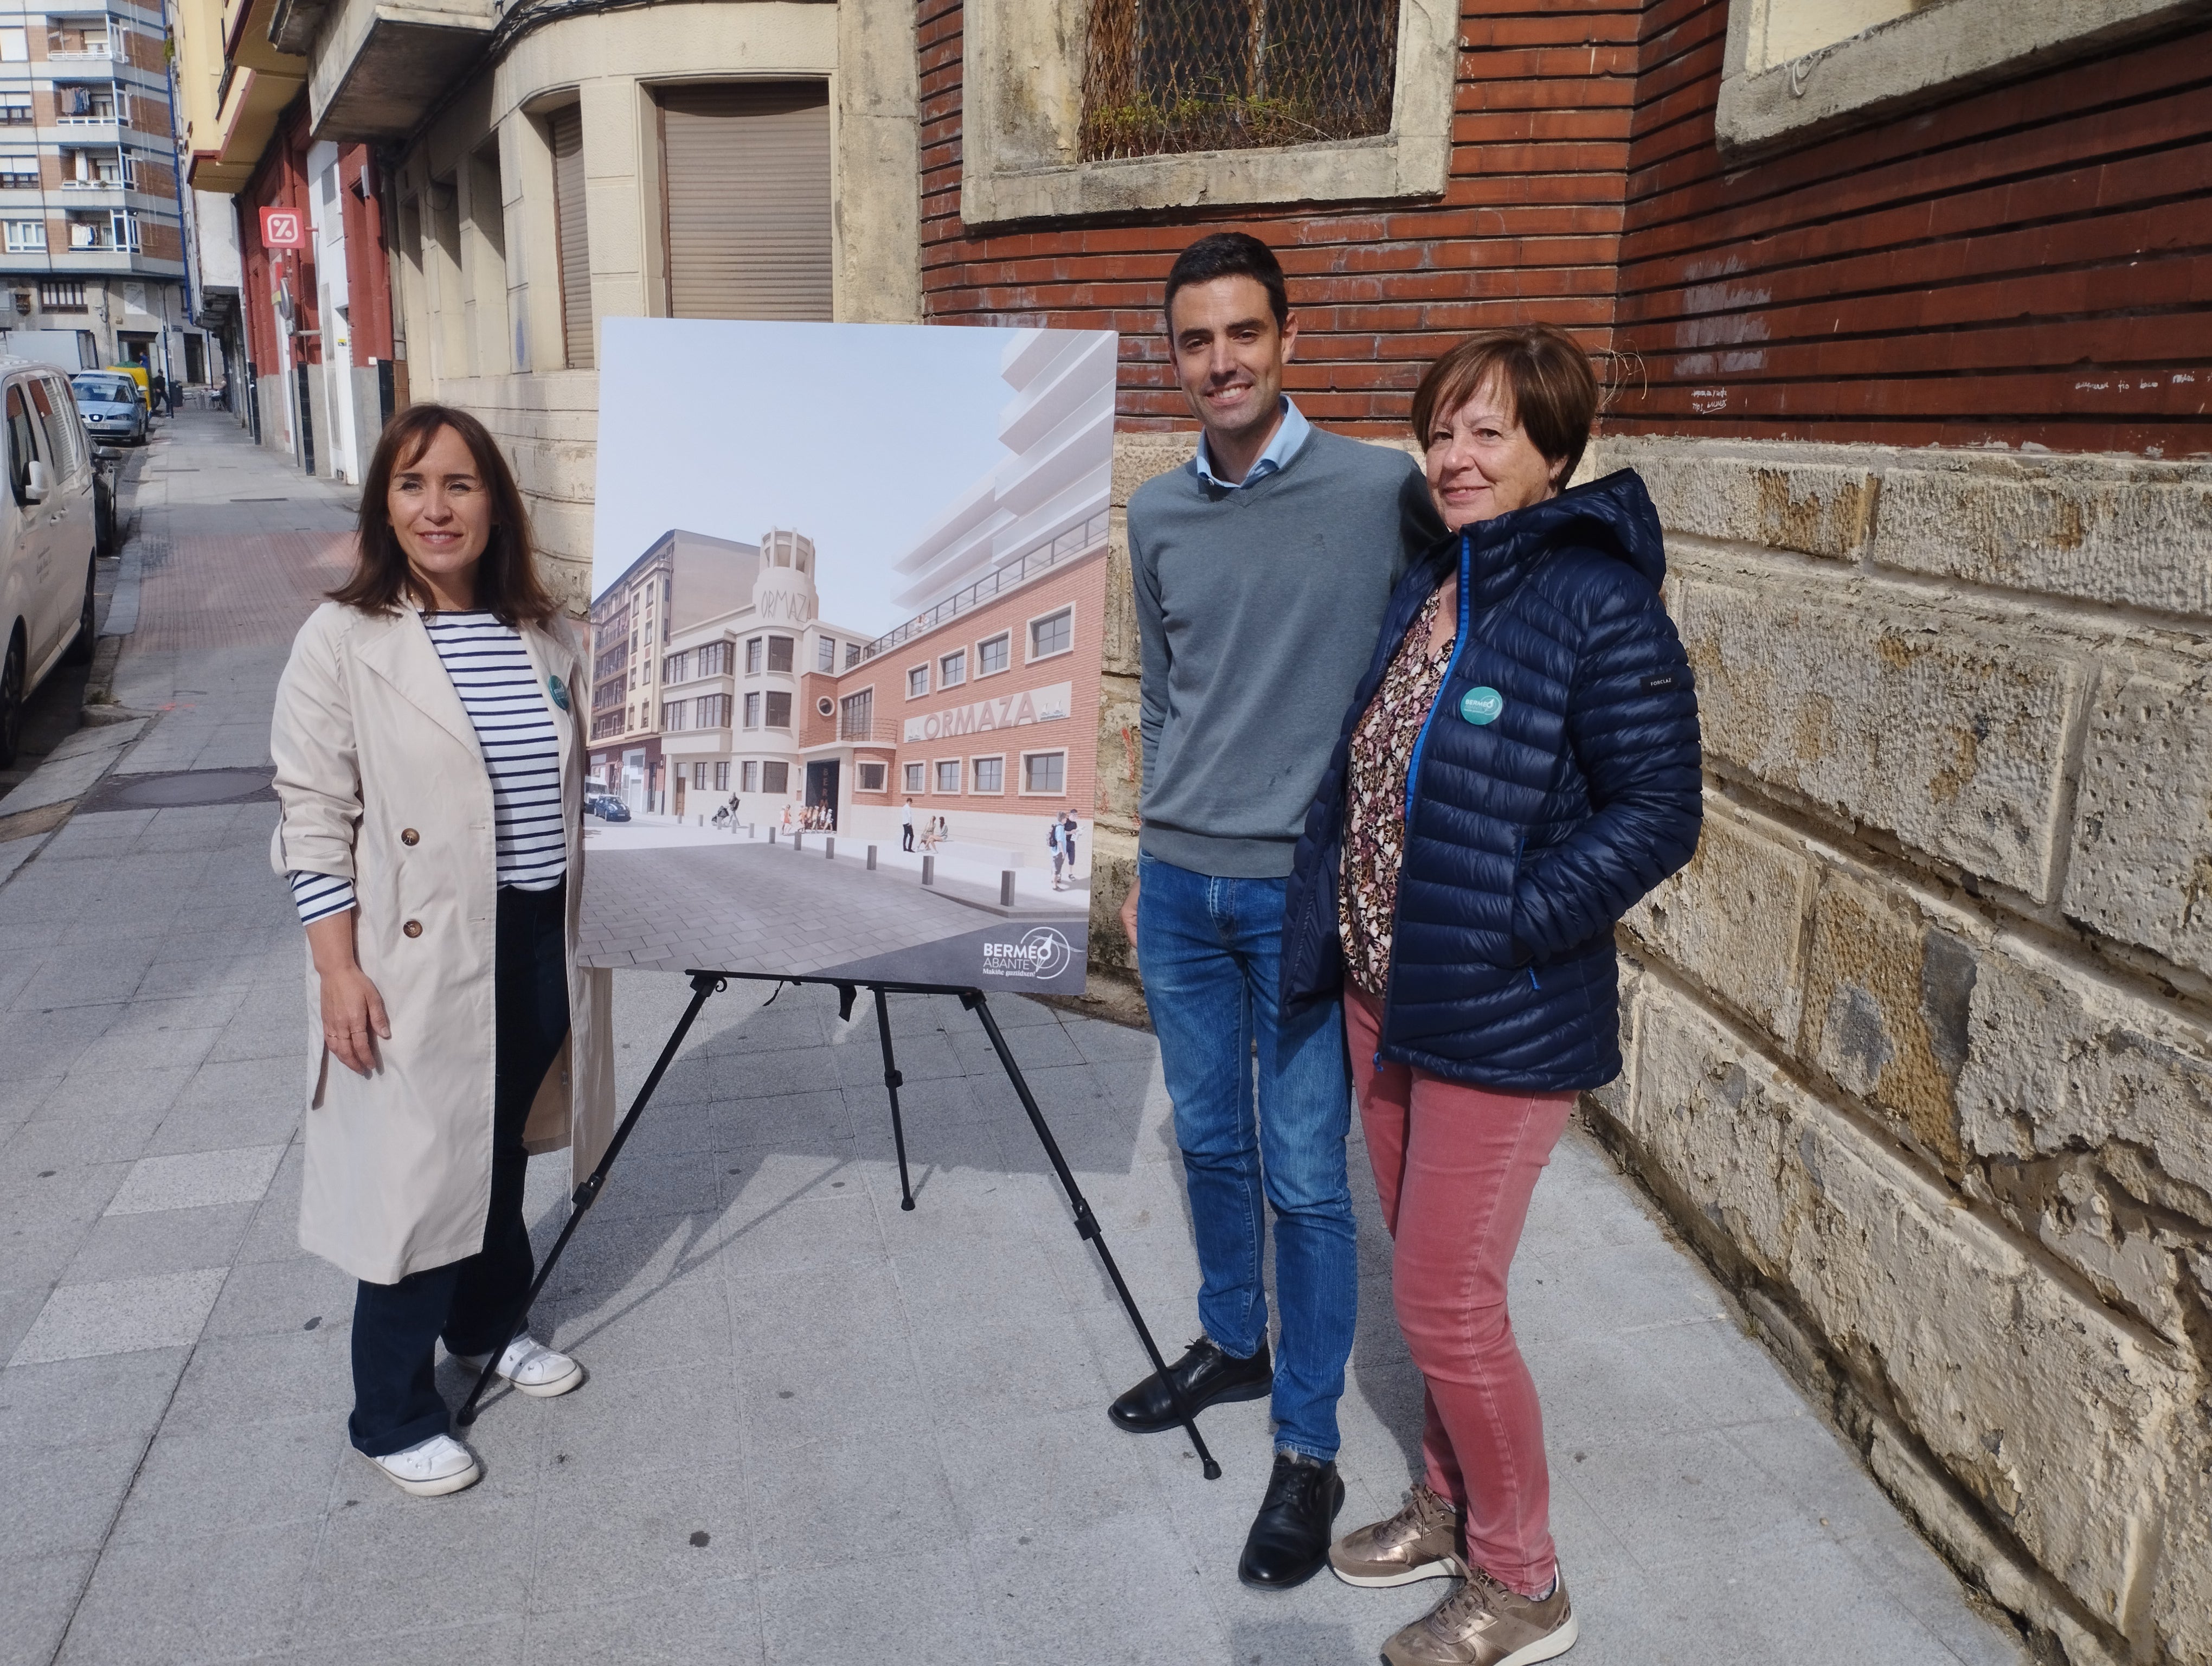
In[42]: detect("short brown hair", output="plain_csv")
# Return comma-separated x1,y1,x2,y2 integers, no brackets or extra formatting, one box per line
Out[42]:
331,403,558,626
1410,326,1598,486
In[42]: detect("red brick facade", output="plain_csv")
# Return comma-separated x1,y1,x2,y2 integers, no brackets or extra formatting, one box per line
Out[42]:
918,1,2210,459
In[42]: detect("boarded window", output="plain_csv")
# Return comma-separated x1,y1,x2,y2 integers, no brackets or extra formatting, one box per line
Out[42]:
547,105,592,369
659,83,832,321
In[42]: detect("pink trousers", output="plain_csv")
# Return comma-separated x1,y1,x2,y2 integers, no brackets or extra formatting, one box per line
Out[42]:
1345,984,1577,1597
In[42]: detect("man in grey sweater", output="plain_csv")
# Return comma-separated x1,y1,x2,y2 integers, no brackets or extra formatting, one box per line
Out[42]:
1108,233,1440,1590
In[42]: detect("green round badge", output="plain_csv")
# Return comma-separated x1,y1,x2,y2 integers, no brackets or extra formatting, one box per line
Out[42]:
1459,685,1504,726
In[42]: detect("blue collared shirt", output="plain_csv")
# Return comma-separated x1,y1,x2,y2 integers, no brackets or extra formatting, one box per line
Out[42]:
1192,397,1310,490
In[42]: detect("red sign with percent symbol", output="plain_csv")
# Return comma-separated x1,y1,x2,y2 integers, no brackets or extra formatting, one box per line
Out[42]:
259,206,305,249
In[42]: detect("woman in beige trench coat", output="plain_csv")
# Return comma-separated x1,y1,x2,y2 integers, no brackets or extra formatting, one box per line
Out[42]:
269,403,613,1498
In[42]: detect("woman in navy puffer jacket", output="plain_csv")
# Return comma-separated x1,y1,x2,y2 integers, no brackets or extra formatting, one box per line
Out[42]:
1282,327,1701,1666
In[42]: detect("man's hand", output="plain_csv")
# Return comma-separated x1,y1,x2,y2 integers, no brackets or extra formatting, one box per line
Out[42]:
305,911,391,1076
1118,874,1140,950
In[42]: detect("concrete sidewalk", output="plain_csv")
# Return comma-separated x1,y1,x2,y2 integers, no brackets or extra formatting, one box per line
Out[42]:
0,416,2029,1665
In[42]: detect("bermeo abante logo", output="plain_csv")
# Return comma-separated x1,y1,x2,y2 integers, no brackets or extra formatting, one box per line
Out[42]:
981,927,1074,980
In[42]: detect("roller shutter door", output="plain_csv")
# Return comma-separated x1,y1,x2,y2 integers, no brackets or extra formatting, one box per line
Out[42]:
549,105,593,369
659,83,832,321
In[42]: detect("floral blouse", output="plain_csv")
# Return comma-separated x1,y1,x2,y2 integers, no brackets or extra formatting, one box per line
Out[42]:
1340,586,1456,999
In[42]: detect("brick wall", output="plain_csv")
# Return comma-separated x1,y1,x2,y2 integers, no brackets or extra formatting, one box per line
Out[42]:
1611,0,2212,455
918,0,1642,435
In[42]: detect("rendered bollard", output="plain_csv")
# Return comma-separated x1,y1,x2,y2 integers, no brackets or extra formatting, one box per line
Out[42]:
794,831,805,853
1000,870,1015,906
770,827,777,845
825,837,835,860
921,855,934,887
866,844,877,870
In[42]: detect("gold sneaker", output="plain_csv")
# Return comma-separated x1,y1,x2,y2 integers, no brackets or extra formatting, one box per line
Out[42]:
1381,1565,1578,1666
1330,1483,1463,1587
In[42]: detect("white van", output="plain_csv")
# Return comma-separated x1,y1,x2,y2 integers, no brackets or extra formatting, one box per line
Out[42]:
0,359,98,767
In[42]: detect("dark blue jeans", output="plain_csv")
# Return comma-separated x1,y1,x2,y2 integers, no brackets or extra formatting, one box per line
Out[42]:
349,883,570,1457
1135,852,1356,1463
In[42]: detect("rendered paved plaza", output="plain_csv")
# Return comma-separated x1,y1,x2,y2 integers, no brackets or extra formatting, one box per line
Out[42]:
0,419,2029,1665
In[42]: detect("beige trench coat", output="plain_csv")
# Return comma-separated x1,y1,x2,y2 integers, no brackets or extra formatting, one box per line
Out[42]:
268,600,615,1285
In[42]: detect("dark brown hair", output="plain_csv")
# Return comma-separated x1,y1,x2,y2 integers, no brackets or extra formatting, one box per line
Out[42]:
1410,326,1599,486
1165,232,1289,331
331,403,558,625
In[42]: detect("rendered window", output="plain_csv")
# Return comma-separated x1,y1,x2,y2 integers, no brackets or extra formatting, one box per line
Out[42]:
936,759,961,793
972,757,1004,793
977,633,1010,676
663,700,686,731
939,649,966,688
764,691,792,728
762,761,789,792
907,665,929,699
743,691,760,727
699,694,731,726
904,761,925,793
767,636,794,672
840,689,873,740
745,636,763,674
742,760,760,791
1023,752,1066,794
857,762,887,792
1029,607,1072,660
693,762,708,789
715,762,729,791
817,636,837,672
1079,0,1398,161
664,652,686,683
844,642,863,669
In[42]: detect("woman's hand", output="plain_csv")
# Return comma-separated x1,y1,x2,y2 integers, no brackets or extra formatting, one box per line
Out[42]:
305,911,391,1075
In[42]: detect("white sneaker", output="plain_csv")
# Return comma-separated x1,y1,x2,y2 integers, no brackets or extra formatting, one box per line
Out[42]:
366,1433,481,1497
453,1334,584,1399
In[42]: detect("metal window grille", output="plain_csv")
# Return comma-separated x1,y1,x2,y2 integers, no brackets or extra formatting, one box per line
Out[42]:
1079,0,1399,161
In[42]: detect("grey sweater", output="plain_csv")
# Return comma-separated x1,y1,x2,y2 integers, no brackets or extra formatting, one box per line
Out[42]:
1130,427,1439,878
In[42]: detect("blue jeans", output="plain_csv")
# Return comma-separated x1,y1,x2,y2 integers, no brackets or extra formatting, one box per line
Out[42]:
1136,852,1356,1463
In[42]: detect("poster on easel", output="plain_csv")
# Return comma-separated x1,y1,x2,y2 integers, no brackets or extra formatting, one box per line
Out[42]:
575,318,1117,995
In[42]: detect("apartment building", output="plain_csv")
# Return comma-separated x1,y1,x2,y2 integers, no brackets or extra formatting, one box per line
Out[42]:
0,2,195,376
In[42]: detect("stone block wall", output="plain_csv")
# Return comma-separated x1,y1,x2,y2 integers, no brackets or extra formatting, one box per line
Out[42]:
1594,434,2212,1666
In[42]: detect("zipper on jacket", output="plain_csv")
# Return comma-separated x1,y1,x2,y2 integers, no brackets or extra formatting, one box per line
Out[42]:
1509,831,1539,990
1378,530,1474,1060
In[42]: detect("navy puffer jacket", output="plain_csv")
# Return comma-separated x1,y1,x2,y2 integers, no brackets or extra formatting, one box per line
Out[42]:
1281,469,1702,1092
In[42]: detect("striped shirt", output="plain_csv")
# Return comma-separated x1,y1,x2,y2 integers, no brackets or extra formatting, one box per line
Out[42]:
291,611,567,925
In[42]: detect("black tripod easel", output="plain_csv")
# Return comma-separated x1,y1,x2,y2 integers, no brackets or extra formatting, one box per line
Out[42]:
456,968,1222,1481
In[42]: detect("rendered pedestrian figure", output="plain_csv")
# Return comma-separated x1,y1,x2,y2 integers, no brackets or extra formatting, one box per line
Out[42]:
902,797,915,851
1049,815,1066,889
1111,233,1442,1589
269,405,615,1499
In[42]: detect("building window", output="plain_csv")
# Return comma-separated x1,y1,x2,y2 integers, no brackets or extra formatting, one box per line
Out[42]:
839,688,873,741
935,759,961,794
715,761,729,791
545,104,592,370
658,83,832,322
904,761,925,793
663,699,687,731
844,642,863,669
3,220,42,252
745,636,763,675
0,29,22,61
976,632,1011,677
664,651,687,683
1023,751,1068,795
1029,606,1073,661
767,635,794,672
0,96,31,125
906,664,929,699
0,157,36,188
764,691,792,728
1078,0,1398,162
38,280,85,312
816,636,837,672
938,649,966,689
857,761,887,793
743,691,760,727
696,693,731,727
692,762,709,789
700,640,732,676
972,756,1004,794
742,760,760,792
762,761,789,793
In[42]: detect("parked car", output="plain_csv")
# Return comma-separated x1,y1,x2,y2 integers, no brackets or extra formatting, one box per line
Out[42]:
70,371,147,446
0,360,99,766
587,794,631,823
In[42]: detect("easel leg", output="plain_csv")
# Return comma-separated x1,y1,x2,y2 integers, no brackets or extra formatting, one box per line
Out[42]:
962,991,1223,1481
873,986,916,1210
457,969,726,1427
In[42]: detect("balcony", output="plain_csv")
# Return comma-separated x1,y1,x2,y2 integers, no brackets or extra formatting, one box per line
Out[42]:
283,0,498,142
186,0,307,193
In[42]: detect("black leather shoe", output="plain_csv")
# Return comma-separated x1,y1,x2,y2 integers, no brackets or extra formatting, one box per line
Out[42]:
1108,1337,1272,1434
1238,1451,1345,1590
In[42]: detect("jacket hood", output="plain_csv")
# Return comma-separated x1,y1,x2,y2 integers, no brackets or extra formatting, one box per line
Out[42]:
1416,468,1668,597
